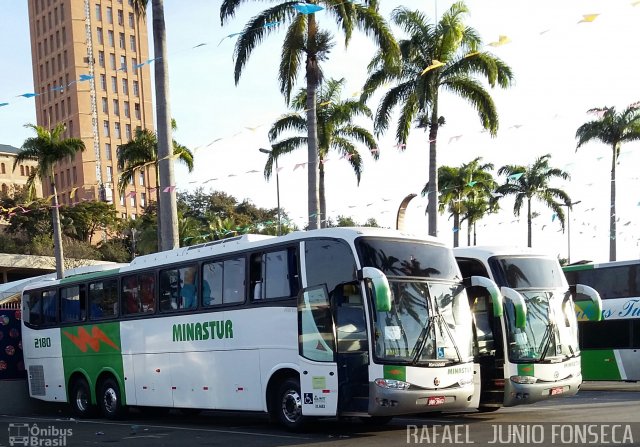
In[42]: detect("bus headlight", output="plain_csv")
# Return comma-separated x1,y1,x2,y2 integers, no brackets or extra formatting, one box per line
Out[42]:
510,375,538,384
375,378,411,390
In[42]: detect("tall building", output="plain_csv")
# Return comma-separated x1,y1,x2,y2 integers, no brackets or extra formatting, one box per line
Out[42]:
27,0,156,219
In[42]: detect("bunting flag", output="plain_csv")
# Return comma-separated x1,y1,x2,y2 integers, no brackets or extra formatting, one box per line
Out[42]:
578,13,599,23
488,35,511,47
294,3,324,14
69,187,78,199
467,181,477,187
293,163,306,171
163,186,176,193
421,59,444,75
508,172,524,181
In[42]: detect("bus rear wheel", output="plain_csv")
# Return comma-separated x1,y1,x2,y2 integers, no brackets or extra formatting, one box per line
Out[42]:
274,378,306,431
99,377,126,420
70,377,96,418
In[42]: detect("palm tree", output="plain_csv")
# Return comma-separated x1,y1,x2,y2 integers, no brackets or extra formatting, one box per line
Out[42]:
265,78,377,227
132,0,178,251
576,104,640,261
423,157,495,247
117,122,194,248
13,123,85,278
220,1,399,230
496,154,571,248
362,3,513,237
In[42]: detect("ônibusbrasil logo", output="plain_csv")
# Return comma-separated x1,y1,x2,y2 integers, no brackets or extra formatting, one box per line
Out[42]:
8,423,72,446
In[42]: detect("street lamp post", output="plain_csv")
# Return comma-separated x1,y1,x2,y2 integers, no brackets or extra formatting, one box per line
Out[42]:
259,148,281,236
561,200,581,264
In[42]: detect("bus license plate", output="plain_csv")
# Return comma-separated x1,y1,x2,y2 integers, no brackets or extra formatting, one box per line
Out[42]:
550,387,564,396
427,396,445,406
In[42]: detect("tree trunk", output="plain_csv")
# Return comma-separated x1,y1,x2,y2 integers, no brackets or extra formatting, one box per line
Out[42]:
467,221,471,246
427,98,440,237
50,180,65,279
453,211,460,247
305,14,320,230
527,197,532,248
610,144,618,261
473,222,477,245
319,156,326,228
152,0,178,250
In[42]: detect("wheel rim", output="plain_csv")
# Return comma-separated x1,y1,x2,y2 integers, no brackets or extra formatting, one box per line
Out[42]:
280,388,302,423
75,386,89,413
103,387,118,415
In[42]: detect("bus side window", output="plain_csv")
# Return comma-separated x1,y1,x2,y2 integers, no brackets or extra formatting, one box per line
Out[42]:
122,275,140,314
61,285,85,323
203,261,223,306
139,273,156,313
25,292,42,326
42,290,57,324
250,253,265,300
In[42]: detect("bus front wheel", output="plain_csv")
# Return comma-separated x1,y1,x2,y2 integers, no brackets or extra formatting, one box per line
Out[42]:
99,377,126,420
70,377,95,418
274,378,306,431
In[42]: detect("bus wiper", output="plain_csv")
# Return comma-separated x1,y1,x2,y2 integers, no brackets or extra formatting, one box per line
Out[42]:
539,321,555,362
412,317,433,364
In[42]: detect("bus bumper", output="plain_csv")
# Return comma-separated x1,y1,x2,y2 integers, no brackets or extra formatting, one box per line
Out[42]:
503,376,581,407
368,382,475,415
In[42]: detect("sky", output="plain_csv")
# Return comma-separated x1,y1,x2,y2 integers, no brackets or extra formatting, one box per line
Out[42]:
1,0,640,263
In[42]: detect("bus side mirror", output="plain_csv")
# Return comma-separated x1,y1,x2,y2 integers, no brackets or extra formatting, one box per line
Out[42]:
570,284,603,322
501,286,527,330
464,276,503,318
360,267,391,312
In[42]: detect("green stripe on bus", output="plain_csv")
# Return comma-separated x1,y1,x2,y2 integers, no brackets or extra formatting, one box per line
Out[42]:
383,365,406,382
580,350,622,381
60,322,125,405
59,268,122,285
562,264,595,272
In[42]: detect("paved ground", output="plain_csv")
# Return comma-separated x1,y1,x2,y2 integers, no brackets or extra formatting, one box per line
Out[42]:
580,381,640,392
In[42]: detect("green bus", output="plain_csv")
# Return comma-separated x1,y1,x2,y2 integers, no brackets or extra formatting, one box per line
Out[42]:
564,260,640,381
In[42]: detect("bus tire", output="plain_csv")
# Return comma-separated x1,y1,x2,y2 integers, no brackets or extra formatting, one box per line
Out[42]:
99,377,126,420
274,377,306,431
70,377,96,418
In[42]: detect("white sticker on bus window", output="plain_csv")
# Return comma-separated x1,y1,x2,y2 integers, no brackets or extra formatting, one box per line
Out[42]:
385,326,401,340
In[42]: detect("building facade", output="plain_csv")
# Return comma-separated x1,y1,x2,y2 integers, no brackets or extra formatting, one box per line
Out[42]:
0,144,42,199
27,0,156,219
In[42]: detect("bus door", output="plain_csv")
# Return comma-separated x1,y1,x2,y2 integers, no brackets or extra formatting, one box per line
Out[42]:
298,286,339,416
333,283,370,413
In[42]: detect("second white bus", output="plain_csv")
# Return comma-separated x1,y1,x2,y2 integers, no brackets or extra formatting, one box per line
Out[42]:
454,246,601,411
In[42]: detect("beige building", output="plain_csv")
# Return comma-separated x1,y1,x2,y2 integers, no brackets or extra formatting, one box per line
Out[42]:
0,144,43,199
27,0,156,219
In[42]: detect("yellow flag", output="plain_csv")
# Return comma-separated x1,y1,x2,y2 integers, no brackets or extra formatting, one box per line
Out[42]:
488,35,511,47
70,187,78,198
421,60,444,75
578,14,599,23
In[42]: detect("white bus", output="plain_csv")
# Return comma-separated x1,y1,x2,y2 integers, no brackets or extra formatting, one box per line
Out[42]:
563,260,640,381
21,228,502,429
454,246,602,411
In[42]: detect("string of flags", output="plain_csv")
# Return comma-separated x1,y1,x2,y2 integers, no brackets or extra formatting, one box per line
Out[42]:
1,2,635,110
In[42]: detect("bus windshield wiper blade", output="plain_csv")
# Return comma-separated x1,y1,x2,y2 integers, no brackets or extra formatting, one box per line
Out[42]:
539,322,555,361
412,317,433,364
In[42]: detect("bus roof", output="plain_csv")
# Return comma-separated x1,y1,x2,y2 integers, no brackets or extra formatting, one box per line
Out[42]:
21,228,444,291
453,245,556,262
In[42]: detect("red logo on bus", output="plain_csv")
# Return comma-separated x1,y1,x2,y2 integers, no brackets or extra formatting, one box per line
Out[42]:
62,326,119,352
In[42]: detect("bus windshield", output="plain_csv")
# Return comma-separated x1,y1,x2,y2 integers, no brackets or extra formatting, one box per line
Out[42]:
505,290,579,362
489,256,565,289
356,238,472,365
